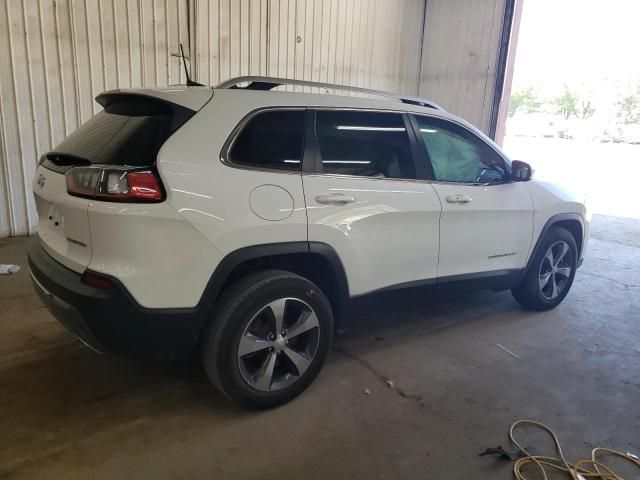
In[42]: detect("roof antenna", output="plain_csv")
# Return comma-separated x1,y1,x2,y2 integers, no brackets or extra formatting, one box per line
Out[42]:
179,43,203,87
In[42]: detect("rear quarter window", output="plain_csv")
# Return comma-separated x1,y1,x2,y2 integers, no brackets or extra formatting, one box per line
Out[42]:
227,110,305,172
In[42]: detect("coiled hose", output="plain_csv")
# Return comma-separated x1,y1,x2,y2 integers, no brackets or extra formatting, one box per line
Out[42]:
510,420,640,479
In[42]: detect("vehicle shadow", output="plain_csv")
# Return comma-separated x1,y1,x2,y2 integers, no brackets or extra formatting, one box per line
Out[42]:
334,286,523,351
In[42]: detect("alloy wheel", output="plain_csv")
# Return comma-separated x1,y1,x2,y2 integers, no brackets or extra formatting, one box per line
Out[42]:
538,241,573,300
237,298,320,392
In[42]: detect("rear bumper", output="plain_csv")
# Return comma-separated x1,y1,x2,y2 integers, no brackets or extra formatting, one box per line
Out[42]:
28,237,204,359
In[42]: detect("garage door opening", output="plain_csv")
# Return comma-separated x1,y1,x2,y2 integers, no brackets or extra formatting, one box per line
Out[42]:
503,0,640,219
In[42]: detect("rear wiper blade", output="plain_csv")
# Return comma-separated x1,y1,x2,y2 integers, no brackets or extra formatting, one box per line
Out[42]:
43,152,91,166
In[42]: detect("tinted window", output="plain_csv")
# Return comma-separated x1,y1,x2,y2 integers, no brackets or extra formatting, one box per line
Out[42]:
315,111,416,179
229,110,305,171
414,116,506,183
51,99,173,167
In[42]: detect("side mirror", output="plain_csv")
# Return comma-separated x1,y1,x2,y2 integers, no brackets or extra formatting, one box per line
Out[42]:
510,160,532,182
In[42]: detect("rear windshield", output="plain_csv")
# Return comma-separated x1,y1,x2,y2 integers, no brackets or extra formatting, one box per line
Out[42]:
48,96,189,167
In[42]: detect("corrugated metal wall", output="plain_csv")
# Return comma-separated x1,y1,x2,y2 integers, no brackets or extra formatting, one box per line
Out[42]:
0,0,189,237
418,0,507,133
0,0,510,237
191,0,424,95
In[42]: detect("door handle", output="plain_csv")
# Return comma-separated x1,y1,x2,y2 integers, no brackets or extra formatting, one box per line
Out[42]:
445,194,472,204
315,193,356,205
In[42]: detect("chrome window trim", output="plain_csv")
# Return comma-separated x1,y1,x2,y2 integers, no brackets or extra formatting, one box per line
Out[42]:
302,172,425,185
219,106,307,175
427,179,509,187
301,175,510,187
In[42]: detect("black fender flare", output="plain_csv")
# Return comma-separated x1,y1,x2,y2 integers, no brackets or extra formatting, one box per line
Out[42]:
519,213,585,283
195,241,350,318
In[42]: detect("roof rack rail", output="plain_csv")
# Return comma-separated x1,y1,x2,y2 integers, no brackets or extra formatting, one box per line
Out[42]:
215,76,444,110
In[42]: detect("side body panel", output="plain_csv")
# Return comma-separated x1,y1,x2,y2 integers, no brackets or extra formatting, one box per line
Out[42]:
405,111,536,278
303,175,441,295
86,201,222,309
525,179,589,262
157,91,309,260
433,182,534,277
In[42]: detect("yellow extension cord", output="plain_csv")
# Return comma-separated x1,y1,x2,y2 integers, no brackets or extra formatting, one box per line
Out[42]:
509,420,640,480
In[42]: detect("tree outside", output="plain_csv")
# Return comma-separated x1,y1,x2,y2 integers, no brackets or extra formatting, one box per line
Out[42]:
508,87,541,117
616,84,640,124
509,84,599,121
553,86,579,120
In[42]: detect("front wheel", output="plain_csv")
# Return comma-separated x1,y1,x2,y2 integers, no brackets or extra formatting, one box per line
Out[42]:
201,270,334,409
512,226,578,310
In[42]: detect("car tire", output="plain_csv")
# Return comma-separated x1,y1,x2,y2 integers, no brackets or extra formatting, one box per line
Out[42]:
512,226,578,311
201,269,334,409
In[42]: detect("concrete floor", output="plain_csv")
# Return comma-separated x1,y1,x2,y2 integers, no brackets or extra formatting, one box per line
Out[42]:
1,215,638,479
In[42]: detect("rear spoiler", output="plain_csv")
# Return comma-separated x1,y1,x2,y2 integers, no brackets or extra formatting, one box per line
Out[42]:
95,92,207,132
97,85,213,110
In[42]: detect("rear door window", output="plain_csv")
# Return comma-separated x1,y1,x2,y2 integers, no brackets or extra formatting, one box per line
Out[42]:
227,110,305,171
314,110,416,179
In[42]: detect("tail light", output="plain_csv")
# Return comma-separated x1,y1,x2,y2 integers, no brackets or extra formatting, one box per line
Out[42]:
81,271,114,290
66,166,163,202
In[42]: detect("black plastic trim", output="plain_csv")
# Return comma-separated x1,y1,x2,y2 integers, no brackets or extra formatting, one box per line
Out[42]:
197,241,311,309
407,113,435,180
302,109,318,174
437,268,522,294
309,241,350,303
352,268,522,298
40,154,91,173
517,213,585,284
354,277,437,297
196,241,350,310
403,112,429,181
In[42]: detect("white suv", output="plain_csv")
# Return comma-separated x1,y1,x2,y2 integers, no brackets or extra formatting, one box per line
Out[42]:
28,77,589,408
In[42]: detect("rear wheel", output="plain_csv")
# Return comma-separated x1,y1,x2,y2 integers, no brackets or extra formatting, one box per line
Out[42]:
512,226,578,310
201,270,333,408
